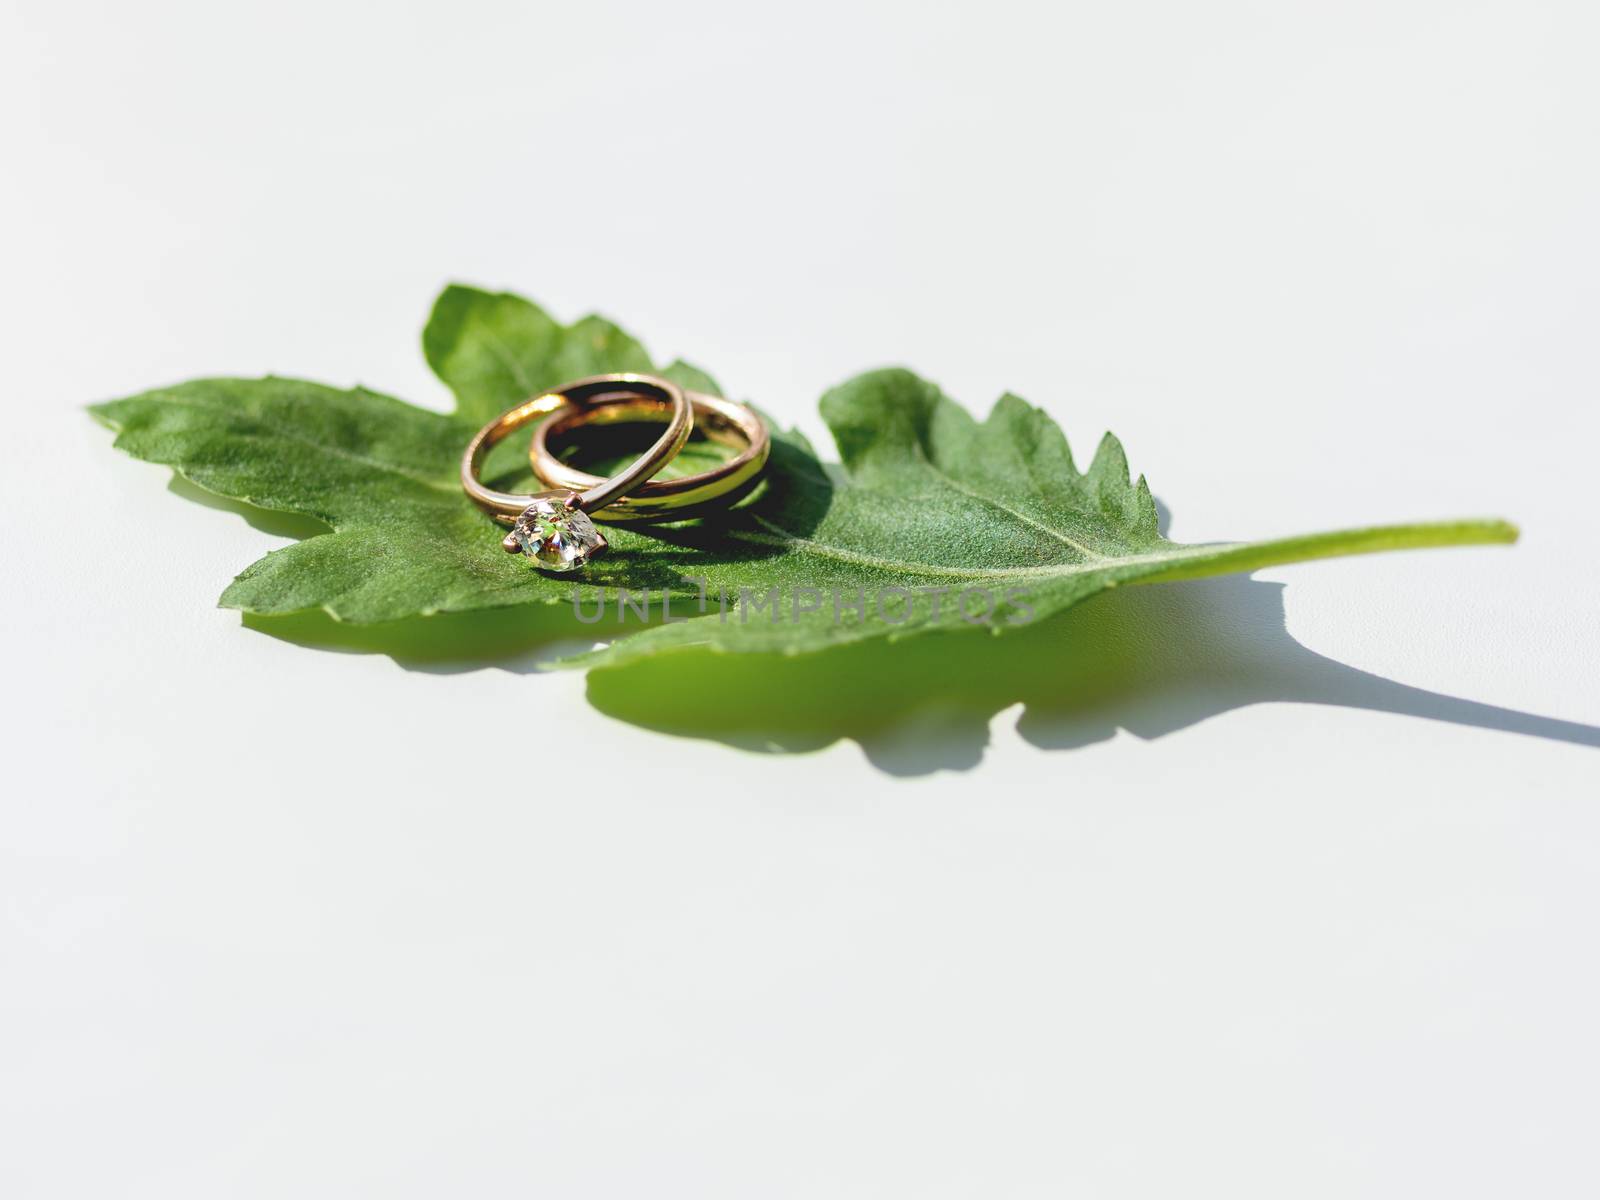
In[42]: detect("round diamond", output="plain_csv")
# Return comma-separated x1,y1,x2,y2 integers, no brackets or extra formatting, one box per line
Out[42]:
510,499,605,572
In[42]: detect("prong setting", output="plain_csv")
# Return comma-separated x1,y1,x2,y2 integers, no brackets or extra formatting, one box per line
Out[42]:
504,497,607,572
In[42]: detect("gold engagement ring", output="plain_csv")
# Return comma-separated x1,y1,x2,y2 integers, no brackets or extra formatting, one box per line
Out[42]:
460,372,769,572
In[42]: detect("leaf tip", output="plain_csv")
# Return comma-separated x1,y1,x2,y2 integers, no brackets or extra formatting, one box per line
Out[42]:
1132,474,1161,541
1089,431,1131,485
85,401,121,432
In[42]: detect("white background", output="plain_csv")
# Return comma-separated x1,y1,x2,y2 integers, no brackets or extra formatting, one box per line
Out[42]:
4,1,1598,1195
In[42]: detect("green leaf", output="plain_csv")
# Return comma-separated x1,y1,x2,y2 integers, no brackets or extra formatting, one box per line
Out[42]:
89,283,1517,662
572,368,1515,665
422,283,720,424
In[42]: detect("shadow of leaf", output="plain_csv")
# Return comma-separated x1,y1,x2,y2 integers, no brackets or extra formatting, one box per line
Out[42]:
583,575,1600,774
240,604,611,673
168,475,331,540
214,478,1593,775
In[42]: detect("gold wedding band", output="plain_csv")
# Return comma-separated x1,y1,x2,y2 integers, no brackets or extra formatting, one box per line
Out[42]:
529,390,770,522
460,373,691,572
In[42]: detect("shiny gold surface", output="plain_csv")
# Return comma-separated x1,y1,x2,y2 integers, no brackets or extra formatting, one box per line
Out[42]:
459,374,692,524
529,391,770,522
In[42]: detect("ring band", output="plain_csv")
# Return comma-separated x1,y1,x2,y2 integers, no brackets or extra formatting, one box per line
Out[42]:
460,373,691,571
529,391,770,523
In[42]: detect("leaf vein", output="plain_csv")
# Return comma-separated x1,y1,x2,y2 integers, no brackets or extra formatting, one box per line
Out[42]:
906,439,1108,561
153,396,459,496
481,330,538,394
742,516,1216,581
